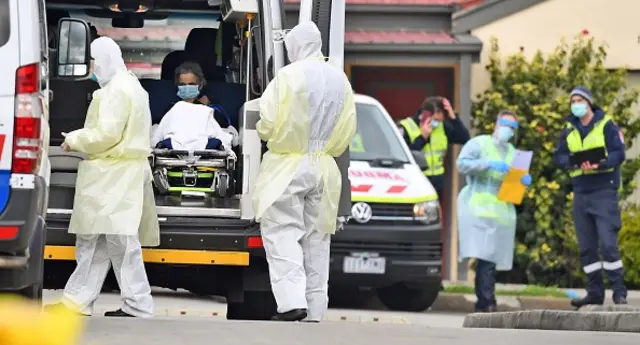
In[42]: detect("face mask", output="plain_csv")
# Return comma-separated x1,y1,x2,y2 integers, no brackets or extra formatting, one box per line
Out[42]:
177,85,200,99
571,103,588,118
496,126,514,142
431,119,440,128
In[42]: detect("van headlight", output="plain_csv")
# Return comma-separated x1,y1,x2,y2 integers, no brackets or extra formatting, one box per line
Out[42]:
413,200,440,224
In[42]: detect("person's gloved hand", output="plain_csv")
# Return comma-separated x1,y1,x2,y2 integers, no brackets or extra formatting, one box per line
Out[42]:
487,160,510,173
336,216,347,231
521,174,532,186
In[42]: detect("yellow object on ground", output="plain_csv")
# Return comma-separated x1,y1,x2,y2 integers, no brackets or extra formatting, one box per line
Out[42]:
0,295,84,345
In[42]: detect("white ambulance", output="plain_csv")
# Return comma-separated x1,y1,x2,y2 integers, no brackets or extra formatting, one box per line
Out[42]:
0,0,86,301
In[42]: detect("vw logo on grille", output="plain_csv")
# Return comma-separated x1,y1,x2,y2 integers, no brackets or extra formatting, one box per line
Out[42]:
351,202,373,224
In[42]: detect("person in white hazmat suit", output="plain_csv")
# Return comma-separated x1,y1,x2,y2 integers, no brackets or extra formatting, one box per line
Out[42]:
456,110,532,313
44,37,159,318
252,21,356,322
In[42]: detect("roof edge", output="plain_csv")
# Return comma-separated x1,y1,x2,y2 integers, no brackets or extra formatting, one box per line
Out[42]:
452,0,549,34
283,3,456,14
346,41,482,55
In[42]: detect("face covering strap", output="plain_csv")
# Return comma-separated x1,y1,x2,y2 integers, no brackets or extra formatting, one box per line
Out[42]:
497,118,519,129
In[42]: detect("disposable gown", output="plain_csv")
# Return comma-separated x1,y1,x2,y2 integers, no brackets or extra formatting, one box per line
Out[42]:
252,24,356,235
150,101,233,151
456,135,516,270
64,38,159,247
252,21,356,320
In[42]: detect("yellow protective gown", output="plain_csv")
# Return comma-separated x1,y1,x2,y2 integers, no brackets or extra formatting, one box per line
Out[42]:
252,21,356,321
252,28,356,235
64,38,159,247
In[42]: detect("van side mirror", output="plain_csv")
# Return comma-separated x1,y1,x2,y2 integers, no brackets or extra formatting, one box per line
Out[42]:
56,18,91,79
411,151,428,171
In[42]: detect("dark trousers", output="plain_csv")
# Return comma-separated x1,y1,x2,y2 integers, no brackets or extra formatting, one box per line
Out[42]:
427,173,445,202
156,138,223,150
474,259,497,311
573,189,626,300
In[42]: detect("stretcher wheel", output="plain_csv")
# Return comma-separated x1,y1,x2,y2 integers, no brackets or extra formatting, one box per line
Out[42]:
216,174,228,197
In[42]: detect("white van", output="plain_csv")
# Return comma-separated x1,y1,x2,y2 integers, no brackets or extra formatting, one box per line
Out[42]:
334,94,442,312
0,0,50,300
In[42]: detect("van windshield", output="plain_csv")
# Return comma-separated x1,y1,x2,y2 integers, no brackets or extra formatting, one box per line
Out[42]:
0,0,10,47
350,102,410,163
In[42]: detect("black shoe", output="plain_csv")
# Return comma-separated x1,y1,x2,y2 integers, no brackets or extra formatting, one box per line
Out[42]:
474,305,497,313
104,309,135,317
613,297,628,305
271,308,307,321
570,295,604,309
43,303,87,316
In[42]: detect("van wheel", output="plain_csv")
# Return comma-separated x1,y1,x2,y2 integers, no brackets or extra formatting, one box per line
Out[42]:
226,291,276,320
19,282,43,304
377,282,440,312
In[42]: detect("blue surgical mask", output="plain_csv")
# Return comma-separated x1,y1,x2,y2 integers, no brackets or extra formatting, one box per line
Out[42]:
89,73,98,82
497,126,514,142
177,85,200,99
431,119,440,128
571,103,588,118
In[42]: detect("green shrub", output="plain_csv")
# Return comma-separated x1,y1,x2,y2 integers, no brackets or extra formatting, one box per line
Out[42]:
472,34,640,286
619,204,640,286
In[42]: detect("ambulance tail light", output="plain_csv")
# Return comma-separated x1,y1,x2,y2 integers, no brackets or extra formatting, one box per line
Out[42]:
13,63,43,174
247,236,263,248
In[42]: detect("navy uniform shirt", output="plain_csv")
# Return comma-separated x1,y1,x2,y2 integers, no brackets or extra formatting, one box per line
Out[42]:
553,107,625,194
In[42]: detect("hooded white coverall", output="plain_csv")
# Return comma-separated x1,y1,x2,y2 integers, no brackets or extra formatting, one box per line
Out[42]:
252,22,357,321
59,37,160,317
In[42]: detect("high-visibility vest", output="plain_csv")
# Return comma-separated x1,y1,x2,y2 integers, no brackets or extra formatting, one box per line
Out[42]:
350,133,365,152
566,116,614,178
469,136,515,223
399,117,448,176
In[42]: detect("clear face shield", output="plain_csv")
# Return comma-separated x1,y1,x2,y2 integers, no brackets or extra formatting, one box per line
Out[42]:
495,113,519,144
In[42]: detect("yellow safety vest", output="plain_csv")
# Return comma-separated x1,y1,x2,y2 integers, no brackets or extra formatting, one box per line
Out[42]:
400,117,448,176
470,136,515,223
350,133,365,152
566,116,614,178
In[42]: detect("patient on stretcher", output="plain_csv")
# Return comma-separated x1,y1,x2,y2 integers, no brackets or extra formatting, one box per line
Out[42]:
150,61,236,151
148,62,237,199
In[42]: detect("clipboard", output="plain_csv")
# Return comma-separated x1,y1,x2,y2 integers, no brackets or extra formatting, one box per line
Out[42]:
569,147,606,167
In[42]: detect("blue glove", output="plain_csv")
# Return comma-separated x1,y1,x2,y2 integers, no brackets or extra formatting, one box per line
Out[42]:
487,160,509,173
521,174,532,186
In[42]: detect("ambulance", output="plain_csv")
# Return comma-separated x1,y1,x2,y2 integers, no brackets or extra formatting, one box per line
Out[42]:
335,94,443,312
0,0,50,301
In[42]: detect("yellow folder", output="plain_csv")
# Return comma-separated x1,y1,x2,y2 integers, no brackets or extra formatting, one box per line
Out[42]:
497,168,528,205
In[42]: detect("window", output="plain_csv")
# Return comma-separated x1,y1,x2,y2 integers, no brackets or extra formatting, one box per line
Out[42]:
68,11,221,79
0,0,10,47
350,103,410,163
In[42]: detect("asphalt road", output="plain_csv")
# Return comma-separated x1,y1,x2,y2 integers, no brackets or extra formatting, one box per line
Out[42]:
43,288,465,326
82,318,640,345
44,289,640,345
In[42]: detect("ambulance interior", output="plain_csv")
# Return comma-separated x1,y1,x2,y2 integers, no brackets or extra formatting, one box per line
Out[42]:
46,0,268,219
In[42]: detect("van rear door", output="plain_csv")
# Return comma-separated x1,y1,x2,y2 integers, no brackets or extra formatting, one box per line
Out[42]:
0,0,19,175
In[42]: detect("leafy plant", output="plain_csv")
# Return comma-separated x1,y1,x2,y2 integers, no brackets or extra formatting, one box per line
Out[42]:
472,34,640,286
619,204,640,286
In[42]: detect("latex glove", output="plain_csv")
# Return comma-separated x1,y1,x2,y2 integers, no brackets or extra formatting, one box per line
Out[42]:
487,160,509,173
521,174,532,186
336,216,347,231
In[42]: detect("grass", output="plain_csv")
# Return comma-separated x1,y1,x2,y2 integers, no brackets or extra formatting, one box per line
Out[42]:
444,284,568,298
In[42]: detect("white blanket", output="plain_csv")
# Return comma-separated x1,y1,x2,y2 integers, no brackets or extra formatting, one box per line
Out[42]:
150,101,233,151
